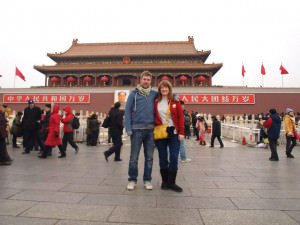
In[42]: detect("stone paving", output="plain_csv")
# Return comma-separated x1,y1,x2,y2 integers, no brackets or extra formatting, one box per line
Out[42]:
0,137,300,225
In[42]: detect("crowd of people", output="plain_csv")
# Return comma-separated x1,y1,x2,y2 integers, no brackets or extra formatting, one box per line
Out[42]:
0,101,81,164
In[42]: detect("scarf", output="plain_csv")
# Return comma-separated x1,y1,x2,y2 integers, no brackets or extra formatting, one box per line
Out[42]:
136,84,152,96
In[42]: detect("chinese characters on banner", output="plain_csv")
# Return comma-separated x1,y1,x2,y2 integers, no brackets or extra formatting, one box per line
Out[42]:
3,94,90,103
179,94,255,104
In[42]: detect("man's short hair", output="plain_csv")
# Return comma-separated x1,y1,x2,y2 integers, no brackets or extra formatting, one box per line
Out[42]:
140,70,153,79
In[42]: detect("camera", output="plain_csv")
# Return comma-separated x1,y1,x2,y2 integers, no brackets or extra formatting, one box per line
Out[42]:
166,126,175,137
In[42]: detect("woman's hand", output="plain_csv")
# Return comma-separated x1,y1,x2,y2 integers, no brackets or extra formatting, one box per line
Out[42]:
178,134,184,141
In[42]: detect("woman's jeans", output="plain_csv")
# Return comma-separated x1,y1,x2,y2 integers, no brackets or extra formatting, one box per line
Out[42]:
286,136,296,155
128,129,154,183
155,134,180,171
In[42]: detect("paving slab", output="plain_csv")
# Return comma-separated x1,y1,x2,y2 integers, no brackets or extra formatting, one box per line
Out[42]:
109,206,202,225
20,202,114,221
0,215,57,225
0,199,37,216
200,209,299,225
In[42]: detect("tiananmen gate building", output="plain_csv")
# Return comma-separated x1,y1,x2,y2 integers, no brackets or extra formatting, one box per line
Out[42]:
1,37,300,115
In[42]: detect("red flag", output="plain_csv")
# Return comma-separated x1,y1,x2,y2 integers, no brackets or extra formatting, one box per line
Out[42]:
280,65,288,75
15,67,26,81
261,64,266,75
242,65,246,77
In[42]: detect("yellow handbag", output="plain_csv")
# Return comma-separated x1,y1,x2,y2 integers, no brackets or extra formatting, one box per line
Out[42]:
154,103,170,140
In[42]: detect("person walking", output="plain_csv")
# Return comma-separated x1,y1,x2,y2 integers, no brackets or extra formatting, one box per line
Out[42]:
178,100,191,163
263,108,281,161
104,102,124,161
284,108,297,158
39,104,63,158
125,70,157,190
0,104,13,165
210,115,224,148
154,80,184,192
60,105,79,158
196,116,207,146
10,111,23,148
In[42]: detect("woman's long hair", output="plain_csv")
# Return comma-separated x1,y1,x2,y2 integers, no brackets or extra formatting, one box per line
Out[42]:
157,80,173,102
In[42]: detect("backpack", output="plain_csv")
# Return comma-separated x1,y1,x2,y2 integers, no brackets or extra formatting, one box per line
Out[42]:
101,116,111,128
184,115,190,126
72,116,80,129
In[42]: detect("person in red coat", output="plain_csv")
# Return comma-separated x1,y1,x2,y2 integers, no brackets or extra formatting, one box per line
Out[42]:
60,105,79,158
154,80,184,192
39,104,63,158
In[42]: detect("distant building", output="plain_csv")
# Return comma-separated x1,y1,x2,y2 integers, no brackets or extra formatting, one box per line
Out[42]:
34,36,222,87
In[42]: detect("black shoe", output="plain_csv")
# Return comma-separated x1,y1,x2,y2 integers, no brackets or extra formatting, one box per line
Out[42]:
22,151,30,154
269,158,279,161
209,146,214,148
58,154,66,158
75,147,79,154
287,154,294,158
0,161,12,166
104,152,108,162
220,145,224,148
13,145,20,149
48,152,52,156
38,155,47,159
114,158,122,161
167,184,183,192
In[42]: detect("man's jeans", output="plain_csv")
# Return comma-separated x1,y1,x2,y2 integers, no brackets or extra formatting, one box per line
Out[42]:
155,134,180,171
179,139,187,160
128,129,154,183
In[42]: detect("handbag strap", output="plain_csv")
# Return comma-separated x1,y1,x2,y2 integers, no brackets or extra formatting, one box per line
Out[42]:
165,102,170,124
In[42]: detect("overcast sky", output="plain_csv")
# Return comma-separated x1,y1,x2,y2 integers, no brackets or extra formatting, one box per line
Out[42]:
0,0,299,88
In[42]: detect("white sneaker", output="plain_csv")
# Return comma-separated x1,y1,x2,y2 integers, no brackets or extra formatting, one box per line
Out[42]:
181,158,192,163
144,181,153,190
127,181,136,190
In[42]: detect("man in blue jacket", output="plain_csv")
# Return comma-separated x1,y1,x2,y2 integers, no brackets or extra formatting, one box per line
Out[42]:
264,108,281,161
125,71,157,190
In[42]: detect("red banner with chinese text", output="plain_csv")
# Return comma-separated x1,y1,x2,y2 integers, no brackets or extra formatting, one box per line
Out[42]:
3,94,90,104
179,94,255,104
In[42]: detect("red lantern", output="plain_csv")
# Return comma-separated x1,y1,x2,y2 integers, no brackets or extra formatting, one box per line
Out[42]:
67,77,75,83
100,76,108,82
50,76,59,83
100,76,108,86
83,76,91,82
50,77,59,87
67,77,75,86
179,75,187,82
161,75,169,81
198,76,206,82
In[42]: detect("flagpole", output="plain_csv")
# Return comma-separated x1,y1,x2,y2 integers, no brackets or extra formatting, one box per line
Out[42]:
282,75,283,88
262,75,264,87
14,66,16,88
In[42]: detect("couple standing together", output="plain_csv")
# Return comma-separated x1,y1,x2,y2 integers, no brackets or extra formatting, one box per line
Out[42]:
124,71,184,192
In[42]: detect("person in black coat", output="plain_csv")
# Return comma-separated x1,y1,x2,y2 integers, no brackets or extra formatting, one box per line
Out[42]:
104,102,124,161
87,113,100,146
21,99,44,154
11,111,23,148
0,104,12,165
210,115,224,148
